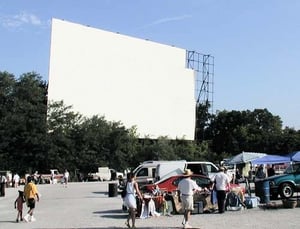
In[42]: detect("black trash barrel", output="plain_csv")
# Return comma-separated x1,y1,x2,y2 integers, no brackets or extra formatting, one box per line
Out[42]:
108,183,118,197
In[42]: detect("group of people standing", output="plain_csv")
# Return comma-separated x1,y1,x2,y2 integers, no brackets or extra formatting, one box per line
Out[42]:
121,167,230,229
0,172,21,197
177,167,230,228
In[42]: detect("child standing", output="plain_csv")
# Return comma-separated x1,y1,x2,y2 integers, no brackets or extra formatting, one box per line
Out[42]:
14,190,25,222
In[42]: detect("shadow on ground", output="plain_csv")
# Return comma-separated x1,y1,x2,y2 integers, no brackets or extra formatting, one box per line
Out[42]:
33,227,183,229
93,209,127,219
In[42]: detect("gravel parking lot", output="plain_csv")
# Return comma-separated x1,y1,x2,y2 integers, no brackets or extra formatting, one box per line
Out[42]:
0,181,300,229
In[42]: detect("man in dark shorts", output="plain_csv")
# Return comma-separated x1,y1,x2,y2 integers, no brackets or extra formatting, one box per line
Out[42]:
24,176,40,222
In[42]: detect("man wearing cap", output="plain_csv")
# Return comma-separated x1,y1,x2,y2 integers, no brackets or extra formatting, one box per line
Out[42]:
23,176,40,222
212,167,230,213
178,169,204,228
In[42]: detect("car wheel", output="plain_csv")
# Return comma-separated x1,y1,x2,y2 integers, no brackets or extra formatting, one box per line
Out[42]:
280,183,294,199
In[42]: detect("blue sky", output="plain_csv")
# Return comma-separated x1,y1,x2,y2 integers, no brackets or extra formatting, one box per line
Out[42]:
1,0,300,129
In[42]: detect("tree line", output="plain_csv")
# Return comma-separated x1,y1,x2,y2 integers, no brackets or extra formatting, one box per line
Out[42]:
1,71,299,178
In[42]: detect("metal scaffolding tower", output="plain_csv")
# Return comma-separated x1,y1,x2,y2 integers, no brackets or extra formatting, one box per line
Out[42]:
186,50,214,115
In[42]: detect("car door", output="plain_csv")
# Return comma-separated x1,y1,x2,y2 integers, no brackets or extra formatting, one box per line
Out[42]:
294,163,300,191
135,167,149,184
135,167,156,185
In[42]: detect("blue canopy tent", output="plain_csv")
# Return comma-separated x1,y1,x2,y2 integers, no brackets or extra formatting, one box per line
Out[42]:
288,151,300,162
226,152,266,184
227,152,266,165
251,154,291,165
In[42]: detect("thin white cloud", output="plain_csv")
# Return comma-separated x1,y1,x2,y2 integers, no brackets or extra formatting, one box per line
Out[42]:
16,12,42,25
0,11,44,29
145,14,192,28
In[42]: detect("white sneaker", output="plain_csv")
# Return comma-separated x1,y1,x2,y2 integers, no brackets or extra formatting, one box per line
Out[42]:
23,214,30,222
184,223,192,228
30,216,36,222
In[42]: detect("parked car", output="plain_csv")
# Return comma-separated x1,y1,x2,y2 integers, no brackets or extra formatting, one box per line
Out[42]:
141,174,245,194
87,173,101,181
266,162,300,199
126,160,228,189
141,174,211,193
155,161,226,182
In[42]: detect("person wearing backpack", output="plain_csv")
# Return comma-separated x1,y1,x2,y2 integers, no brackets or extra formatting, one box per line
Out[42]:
212,167,230,214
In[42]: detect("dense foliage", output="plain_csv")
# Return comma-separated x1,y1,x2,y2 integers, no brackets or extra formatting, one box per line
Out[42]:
1,71,300,179
0,72,47,174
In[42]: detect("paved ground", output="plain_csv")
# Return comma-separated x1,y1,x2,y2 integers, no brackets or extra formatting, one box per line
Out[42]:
0,181,300,229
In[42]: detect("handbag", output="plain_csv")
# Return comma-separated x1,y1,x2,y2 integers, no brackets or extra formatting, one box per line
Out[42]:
121,182,127,198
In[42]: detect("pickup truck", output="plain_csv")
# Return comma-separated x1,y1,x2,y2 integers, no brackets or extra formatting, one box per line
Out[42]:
87,167,111,181
40,169,64,184
265,162,300,199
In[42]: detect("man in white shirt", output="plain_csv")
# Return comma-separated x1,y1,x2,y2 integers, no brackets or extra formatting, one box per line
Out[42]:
178,169,204,228
63,169,70,187
213,167,230,213
13,173,20,188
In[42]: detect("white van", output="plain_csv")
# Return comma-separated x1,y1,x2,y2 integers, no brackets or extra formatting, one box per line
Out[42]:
155,160,186,181
186,161,220,180
132,161,161,185
132,160,183,186
132,160,226,186
155,161,222,181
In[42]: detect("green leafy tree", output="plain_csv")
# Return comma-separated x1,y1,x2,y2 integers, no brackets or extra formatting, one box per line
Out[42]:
46,100,82,173
3,70,300,177
14,73,48,173
106,122,139,171
208,109,283,156
0,71,16,170
195,101,213,142
72,115,114,173
277,127,300,154
45,101,82,171
245,109,282,152
0,72,47,173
